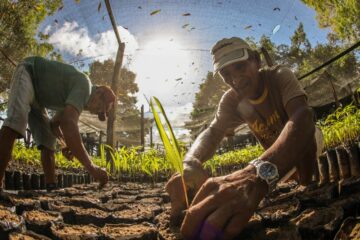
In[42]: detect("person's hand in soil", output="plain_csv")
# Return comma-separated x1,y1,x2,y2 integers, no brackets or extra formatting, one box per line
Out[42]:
90,166,108,189
180,165,268,240
165,160,208,226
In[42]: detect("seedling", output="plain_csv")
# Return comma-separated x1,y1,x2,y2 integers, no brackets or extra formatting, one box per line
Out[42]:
150,96,189,208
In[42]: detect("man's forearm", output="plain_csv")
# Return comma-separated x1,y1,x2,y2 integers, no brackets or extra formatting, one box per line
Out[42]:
260,107,315,178
59,119,94,170
184,127,225,164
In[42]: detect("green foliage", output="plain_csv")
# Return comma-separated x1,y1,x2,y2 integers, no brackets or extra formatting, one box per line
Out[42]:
301,0,360,42
150,97,184,174
11,140,266,180
12,142,82,169
0,0,63,92
204,145,264,176
98,144,172,179
320,103,360,149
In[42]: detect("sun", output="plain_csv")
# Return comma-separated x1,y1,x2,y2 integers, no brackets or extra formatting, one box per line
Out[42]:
131,36,192,104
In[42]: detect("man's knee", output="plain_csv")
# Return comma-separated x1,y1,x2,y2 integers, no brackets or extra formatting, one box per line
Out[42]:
39,146,55,158
0,126,21,140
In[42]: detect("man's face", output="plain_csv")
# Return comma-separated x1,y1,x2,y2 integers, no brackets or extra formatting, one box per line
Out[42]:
88,90,114,121
219,59,260,98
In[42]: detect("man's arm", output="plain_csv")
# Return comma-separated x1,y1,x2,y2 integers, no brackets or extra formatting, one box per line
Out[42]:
57,105,94,170
180,96,316,239
184,127,226,164
260,95,316,180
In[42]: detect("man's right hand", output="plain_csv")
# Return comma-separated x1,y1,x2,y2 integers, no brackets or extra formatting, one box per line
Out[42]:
165,161,209,226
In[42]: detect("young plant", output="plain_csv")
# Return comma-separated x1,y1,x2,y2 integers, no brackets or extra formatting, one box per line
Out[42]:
150,97,189,207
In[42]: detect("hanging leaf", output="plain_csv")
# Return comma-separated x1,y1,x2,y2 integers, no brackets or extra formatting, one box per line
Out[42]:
97,2,101,12
150,9,161,15
182,13,191,16
75,0,80,4
272,24,281,35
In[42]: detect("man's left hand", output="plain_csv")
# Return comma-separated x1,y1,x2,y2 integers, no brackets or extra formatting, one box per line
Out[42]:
180,165,269,240
61,147,74,161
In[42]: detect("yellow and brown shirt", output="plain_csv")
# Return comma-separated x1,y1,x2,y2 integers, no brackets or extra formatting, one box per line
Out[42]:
209,66,307,149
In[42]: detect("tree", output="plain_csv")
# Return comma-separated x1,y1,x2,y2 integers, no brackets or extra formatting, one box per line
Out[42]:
301,0,360,42
288,23,312,75
0,0,63,93
300,40,358,80
89,59,144,146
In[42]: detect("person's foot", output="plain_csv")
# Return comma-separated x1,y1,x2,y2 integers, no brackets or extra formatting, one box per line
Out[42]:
92,167,108,189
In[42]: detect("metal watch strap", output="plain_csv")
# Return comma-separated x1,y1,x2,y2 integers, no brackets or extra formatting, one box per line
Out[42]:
249,158,279,193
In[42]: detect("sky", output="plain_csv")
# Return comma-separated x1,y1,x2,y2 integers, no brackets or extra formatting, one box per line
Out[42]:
37,0,331,140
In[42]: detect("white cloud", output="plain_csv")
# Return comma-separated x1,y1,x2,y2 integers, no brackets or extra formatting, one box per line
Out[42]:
45,21,138,63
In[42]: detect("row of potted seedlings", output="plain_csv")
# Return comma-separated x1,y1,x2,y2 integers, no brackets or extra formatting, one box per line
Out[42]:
315,142,360,184
4,171,95,190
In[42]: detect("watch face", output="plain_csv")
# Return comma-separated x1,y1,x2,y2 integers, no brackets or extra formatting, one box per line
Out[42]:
259,163,277,179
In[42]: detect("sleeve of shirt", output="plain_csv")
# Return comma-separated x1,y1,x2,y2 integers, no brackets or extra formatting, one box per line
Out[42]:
275,66,307,108
209,89,244,134
65,75,91,114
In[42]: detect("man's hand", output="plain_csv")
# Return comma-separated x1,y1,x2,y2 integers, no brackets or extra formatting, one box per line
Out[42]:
50,120,74,161
165,160,208,226
180,165,268,240
61,147,74,161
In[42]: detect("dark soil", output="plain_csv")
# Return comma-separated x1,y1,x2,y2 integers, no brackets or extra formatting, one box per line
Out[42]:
1,177,360,239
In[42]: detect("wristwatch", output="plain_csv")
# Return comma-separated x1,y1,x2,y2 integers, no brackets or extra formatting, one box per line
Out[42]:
249,158,279,192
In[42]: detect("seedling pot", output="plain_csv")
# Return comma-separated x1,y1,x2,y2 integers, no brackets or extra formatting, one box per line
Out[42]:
327,149,340,182
336,146,351,180
345,143,360,177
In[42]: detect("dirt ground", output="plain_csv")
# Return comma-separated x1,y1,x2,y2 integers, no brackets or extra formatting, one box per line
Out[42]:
1,177,360,239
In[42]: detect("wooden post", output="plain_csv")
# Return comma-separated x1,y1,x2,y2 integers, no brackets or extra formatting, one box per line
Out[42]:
140,105,145,151
104,0,126,171
106,45,125,147
150,126,153,148
98,130,103,156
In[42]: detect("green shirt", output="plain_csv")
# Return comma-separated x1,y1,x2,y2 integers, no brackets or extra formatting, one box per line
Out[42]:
23,56,94,113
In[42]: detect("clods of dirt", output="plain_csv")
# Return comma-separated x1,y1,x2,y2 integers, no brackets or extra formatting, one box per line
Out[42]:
100,223,157,240
50,222,100,240
291,206,344,239
23,209,62,237
257,198,301,226
334,217,360,240
9,230,52,240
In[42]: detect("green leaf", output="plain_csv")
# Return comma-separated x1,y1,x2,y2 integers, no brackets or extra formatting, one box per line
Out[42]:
150,97,183,174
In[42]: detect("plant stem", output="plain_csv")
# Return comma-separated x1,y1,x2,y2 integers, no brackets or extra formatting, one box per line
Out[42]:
181,175,189,208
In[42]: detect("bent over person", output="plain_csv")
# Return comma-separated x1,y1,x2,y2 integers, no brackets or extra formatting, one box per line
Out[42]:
0,56,116,191
166,37,323,239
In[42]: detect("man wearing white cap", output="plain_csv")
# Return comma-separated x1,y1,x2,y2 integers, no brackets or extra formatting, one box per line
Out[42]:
166,37,322,239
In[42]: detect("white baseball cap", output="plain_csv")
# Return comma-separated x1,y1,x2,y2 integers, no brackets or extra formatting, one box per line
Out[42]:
211,37,252,74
